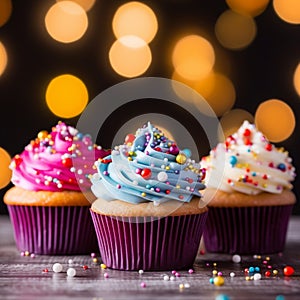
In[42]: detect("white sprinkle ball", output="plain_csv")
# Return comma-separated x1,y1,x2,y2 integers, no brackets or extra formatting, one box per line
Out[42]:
232,254,241,263
170,276,175,281
184,283,191,288
163,275,169,281
253,273,262,280
52,263,63,273
68,259,74,265
67,268,76,277
230,272,236,277
157,171,168,182
138,269,144,274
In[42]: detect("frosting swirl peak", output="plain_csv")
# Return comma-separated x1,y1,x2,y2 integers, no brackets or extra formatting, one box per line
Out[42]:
201,121,296,195
91,122,206,204
10,122,110,192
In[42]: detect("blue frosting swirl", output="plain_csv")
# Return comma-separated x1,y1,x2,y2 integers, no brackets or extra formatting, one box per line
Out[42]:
91,122,206,204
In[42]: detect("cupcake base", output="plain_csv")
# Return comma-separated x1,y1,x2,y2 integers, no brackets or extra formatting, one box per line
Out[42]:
7,205,98,255
90,210,208,270
203,205,293,254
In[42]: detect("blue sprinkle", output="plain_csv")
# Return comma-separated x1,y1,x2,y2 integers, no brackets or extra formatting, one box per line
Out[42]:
252,172,257,176
249,267,255,273
215,295,230,300
277,163,286,171
275,296,285,300
229,155,238,167
209,278,214,284
182,148,192,158
255,267,260,272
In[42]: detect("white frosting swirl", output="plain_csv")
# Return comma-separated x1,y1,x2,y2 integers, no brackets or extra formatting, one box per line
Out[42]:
201,121,296,195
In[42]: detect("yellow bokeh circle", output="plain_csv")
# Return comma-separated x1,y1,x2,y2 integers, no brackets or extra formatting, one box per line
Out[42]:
0,0,12,27
45,1,88,43
0,42,8,76
255,99,295,142
112,1,158,44
273,0,300,24
172,35,215,81
215,9,257,50
57,0,96,12
0,147,12,189
46,74,89,118
226,0,270,17
109,36,152,78
293,63,300,97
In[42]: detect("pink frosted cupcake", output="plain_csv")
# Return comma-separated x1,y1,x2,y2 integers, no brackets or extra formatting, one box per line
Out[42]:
201,121,296,254
4,121,110,255
90,122,208,270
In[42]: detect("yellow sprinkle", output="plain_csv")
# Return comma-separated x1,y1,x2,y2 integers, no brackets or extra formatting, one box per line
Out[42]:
176,185,181,189
128,157,133,161
24,251,30,256
245,276,251,281
213,276,224,286
262,183,267,188
165,166,170,170
100,264,107,269
273,270,278,275
92,258,98,263
212,270,218,275
213,262,217,267
257,255,261,259
179,283,184,289
266,256,270,261
141,192,146,197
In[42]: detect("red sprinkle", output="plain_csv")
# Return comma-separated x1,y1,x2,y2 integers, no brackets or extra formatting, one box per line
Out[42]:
83,265,89,270
265,144,272,151
42,268,49,273
243,129,251,137
62,157,72,167
283,266,295,276
265,271,271,277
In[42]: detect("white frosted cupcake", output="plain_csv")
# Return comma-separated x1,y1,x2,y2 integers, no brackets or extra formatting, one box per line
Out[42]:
201,121,296,254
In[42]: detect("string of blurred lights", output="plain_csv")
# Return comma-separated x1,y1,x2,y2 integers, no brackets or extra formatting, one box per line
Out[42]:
0,0,299,191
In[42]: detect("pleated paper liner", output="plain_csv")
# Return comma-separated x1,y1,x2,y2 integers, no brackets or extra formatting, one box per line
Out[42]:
7,205,98,255
90,210,208,271
203,205,294,254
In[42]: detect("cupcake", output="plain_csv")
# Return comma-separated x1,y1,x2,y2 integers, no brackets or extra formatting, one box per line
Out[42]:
4,121,110,255
90,122,207,270
201,121,296,254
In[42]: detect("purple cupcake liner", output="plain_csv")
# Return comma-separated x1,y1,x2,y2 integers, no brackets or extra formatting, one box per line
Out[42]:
7,205,98,255
203,205,294,254
90,210,208,270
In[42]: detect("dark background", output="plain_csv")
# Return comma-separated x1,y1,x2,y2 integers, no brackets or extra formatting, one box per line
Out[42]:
0,0,299,214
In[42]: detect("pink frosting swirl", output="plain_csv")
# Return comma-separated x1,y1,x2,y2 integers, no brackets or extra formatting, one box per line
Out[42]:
10,122,110,192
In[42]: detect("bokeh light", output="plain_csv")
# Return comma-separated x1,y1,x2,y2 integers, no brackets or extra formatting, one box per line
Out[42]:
172,35,215,80
255,99,295,142
45,74,88,118
45,1,88,43
215,9,257,50
218,108,254,141
0,147,12,189
226,0,270,17
273,0,300,24
0,0,12,27
109,36,152,78
294,63,300,97
112,1,158,44
172,71,236,117
57,0,96,12
0,42,8,76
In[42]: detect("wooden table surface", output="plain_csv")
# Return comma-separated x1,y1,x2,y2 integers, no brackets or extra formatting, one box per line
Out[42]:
0,215,299,300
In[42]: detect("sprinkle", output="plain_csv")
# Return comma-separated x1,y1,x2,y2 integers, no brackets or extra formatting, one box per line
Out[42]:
209,278,214,284
157,171,168,182
141,168,152,179
83,265,88,270
92,258,98,263
212,270,218,276
140,282,146,288
273,270,279,275
52,263,63,273
24,251,30,257
230,272,235,277
213,276,225,286
253,273,262,280
232,254,241,263
163,275,169,281
141,192,146,197
215,295,231,300
42,268,49,273
138,269,144,274
104,272,109,278
90,252,96,258
100,264,107,269
188,269,194,274
275,295,285,300
67,268,76,277
265,271,271,277
229,155,238,167
217,272,223,276
171,270,177,275
68,259,74,265
175,272,180,277
179,283,184,289
170,276,175,281
30,253,35,258
283,266,295,276
184,283,190,288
